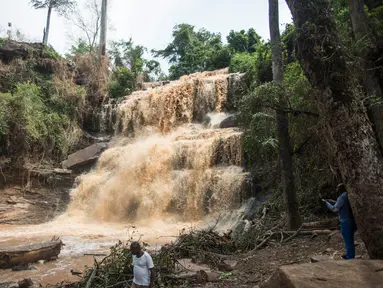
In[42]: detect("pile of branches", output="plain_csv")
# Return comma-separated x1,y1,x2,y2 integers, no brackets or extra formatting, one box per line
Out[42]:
51,229,237,288
160,229,236,268
50,241,134,288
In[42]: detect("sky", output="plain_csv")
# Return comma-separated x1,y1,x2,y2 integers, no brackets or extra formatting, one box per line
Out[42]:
0,0,292,71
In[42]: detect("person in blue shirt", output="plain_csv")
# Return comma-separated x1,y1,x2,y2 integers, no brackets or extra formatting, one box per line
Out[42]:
322,183,357,260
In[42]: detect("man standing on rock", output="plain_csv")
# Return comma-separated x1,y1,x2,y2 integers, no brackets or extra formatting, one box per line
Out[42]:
323,183,357,260
130,242,156,288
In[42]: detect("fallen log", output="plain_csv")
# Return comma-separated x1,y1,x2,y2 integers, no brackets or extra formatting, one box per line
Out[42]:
0,240,63,269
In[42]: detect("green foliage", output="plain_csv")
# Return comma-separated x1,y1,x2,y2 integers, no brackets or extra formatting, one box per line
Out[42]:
66,39,93,58
0,83,78,159
229,41,272,88
227,28,262,53
108,39,165,98
237,61,317,167
368,4,383,37
284,62,317,150
42,45,61,59
329,0,352,44
110,39,147,76
237,83,282,164
230,53,257,75
108,66,136,98
281,24,296,64
153,24,231,80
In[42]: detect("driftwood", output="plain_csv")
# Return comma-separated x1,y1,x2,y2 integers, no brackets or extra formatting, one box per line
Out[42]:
0,240,63,269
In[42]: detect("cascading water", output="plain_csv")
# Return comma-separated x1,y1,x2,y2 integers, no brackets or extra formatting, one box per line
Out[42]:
0,69,252,285
69,68,250,222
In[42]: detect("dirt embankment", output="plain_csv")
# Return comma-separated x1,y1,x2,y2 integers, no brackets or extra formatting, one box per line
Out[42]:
0,168,76,225
0,185,69,225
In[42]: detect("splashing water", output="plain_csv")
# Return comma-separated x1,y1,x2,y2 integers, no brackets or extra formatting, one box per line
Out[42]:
69,68,248,222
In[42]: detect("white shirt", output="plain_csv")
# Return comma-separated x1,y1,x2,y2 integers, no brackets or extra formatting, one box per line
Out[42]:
132,251,154,286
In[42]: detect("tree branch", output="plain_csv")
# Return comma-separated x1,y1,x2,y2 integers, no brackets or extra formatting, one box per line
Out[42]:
264,104,319,117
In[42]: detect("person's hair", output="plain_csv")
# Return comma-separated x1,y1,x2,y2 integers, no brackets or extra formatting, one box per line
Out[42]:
130,241,140,249
337,183,346,193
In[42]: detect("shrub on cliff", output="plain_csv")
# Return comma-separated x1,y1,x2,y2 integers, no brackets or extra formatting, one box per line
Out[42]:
108,66,136,98
0,83,82,163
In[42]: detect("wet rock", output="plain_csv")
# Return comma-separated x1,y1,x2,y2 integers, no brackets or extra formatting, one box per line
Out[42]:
141,81,171,90
227,73,247,110
241,195,270,221
83,132,111,143
61,143,108,170
202,115,211,127
12,264,37,271
219,115,237,129
53,168,72,175
261,260,383,288
0,278,33,288
18,279,33,288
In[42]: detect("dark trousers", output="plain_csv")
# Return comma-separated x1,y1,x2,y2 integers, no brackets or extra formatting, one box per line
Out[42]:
341,220,356,259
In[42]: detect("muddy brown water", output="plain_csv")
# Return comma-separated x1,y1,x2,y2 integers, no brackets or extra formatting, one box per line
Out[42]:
0,215,198,285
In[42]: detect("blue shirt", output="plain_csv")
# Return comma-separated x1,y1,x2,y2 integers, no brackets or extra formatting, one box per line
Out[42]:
325,192,354,223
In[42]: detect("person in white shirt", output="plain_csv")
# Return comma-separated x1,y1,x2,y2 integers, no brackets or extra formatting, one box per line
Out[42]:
130,242,155,288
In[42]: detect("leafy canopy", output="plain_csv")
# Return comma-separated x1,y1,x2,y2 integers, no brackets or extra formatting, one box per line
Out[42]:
153,24,231,80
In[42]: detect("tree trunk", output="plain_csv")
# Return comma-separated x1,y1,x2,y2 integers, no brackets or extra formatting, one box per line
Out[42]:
43,4,52,45
0,240,63,269
285,0,383,259
348,0,382,99
269,0,301,229
99,0,108,56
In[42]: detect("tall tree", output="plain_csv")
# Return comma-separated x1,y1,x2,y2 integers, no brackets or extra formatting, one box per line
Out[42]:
99,0,108,55
227,28,262,53
348,0,382,99
269,0,301,229
285,0,383,258
30,0,75,45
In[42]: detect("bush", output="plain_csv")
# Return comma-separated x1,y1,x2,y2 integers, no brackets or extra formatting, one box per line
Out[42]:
108,66,136,98
230,53,257,75
0,83,81,161
42,45,61,60
237,82,282,165
229,44,273,88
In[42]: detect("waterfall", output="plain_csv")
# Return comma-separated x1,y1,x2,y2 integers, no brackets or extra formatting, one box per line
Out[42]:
68,69,250,222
